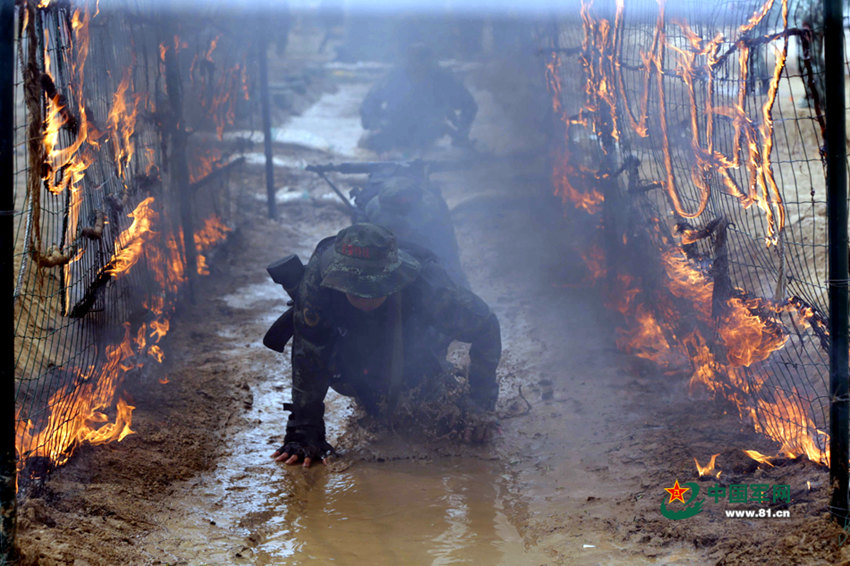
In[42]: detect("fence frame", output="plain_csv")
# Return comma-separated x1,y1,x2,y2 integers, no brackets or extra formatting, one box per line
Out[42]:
548,0,850,523
1,0,17,561
825,0,849,525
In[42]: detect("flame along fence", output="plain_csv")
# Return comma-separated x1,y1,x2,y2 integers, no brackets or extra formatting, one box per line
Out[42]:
3,0,267,555
543,0,850,519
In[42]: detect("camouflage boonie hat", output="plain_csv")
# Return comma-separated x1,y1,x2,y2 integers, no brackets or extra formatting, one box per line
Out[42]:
320,223,420,298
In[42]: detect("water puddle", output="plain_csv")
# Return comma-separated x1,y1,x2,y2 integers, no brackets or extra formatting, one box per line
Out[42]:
251,458,544,565
270,83,371,157
139,267,548,565
140,343,547,565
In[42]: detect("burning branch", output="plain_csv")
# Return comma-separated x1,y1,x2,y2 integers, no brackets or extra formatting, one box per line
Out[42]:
708,218,732,320
675,217,726,246
40,72,78,136
68,197,158,318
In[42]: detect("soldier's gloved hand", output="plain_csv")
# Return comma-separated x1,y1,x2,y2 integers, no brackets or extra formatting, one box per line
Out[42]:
460,402,499,444
272,439,333,468
271,402,333,468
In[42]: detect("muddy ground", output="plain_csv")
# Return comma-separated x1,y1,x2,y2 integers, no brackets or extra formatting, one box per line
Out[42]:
14,18,850,566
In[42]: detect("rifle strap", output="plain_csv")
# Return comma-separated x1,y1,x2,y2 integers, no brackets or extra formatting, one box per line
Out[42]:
386,293,404,416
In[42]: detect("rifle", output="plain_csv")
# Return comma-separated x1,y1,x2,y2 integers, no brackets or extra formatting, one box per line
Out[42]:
305,159,464,218
263,255,305,353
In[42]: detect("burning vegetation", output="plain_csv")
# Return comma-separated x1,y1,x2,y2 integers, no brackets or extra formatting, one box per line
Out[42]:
547,0,830,471
14,0,247,487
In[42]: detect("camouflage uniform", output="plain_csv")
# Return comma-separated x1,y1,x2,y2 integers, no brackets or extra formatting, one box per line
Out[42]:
280,224,500,460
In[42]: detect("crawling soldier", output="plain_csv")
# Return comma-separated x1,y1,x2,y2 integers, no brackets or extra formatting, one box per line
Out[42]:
271,223,501,467
358,43,478,153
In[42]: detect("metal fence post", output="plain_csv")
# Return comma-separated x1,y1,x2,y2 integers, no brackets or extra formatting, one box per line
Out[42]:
825,0,849,525
257,40,277,220
163,27,197,301
0,0,17,561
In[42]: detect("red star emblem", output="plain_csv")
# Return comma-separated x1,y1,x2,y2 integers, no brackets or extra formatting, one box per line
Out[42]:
665,480,689,504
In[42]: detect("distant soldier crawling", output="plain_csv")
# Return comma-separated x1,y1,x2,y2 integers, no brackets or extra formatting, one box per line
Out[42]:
358,43,478,153
271,223,501,467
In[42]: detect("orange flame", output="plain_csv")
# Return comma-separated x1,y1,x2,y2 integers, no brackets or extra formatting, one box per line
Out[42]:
718,298,788,368
148,317,170,343
193,214,231,275
104,197,158,277
552,154,605,215
189,146,222,184
18,3,237,486
743,449,776,467
194,214,231,251
753,387,828,465
551,0,819,468
16,323,139,476
81,398,136,445
107,67,144,180
694,454,720,478
546,52,605,215
581,244,608,281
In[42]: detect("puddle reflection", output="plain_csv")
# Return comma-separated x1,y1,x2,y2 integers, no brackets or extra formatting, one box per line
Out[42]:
257,459,536,566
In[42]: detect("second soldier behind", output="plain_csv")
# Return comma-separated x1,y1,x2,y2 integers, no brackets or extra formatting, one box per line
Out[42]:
358,43,478,154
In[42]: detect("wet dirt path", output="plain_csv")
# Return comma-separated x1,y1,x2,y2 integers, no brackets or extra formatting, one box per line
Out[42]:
125,55,713,565
133,66,555,564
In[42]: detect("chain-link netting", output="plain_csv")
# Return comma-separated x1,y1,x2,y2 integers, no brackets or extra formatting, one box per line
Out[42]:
13,0,258,487
543,0,842,466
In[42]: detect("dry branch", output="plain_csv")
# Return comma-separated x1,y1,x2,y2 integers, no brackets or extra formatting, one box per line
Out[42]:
67,267,111,319
80,210,105,240
34,244,74,268
189,156,244,193
709,217,732,320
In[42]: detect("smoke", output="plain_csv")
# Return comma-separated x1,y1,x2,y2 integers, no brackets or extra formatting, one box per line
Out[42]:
99,0,585,18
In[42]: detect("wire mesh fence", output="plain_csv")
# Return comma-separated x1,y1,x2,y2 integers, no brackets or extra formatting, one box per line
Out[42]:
7,0,847,538
12,0,258,489
543,0,842,469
